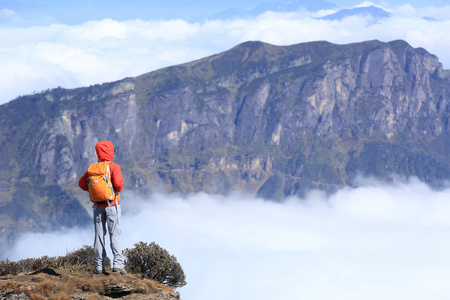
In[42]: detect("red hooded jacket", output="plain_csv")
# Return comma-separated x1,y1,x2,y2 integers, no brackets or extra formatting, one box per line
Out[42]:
78,140,123,206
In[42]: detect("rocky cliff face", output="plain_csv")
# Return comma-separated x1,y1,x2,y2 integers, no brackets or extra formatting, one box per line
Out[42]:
0,39,449,251
130,39,449,196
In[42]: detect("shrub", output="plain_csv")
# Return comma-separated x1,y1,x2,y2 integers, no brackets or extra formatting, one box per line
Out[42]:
56,245,97,270
0,245,110,275
123,241,187,288
0,242,186,290
0,256,55,276
0,259,16,276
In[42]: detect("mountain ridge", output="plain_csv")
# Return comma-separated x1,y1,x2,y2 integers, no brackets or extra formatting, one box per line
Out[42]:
209,0,337,20
320,5,391,21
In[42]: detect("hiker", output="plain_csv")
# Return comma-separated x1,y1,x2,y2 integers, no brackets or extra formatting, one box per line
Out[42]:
78,140,127,275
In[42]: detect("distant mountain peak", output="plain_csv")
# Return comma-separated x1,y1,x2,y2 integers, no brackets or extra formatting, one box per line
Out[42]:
320,5,391,21
210,0,337,20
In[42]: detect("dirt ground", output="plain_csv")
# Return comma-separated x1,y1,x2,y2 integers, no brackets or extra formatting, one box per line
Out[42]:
0,267,180,300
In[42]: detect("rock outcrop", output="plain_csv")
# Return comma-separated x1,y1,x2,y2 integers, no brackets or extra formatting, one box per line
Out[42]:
0,268,181,300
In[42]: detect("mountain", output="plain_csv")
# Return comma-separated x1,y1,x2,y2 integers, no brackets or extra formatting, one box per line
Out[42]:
320,5,390,21
210,0,337,19
250,0,337,14
1,39,449,254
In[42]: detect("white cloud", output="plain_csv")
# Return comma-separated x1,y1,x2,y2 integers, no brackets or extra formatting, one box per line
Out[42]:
0,8,16,19
354,1,390,10
1,5,450,105
70,19,128,41
5,177,450,300
396,4,417,16
418,5,450,20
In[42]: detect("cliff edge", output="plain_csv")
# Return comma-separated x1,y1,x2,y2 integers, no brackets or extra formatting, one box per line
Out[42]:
0,268,181,300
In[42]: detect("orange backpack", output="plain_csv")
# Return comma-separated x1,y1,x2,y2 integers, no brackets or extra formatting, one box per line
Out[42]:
87,162,116,202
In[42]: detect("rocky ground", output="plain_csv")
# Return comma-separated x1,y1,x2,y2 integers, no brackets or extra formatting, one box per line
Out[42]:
0,267,181,300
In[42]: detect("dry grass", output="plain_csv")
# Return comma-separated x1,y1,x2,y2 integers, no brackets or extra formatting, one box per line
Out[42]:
51,294,71,300
0,268,176,300
133,281,149,294
150,279,174,293
34,279,56,296
80,276,107,293
30,294,47,300
0,281,22,293
86,294,101,300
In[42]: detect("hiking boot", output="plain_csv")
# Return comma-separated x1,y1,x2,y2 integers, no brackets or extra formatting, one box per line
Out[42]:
112,268,127,275
95,269,107,274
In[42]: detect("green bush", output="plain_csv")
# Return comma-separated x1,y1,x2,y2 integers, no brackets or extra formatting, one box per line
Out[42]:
123,241,187,288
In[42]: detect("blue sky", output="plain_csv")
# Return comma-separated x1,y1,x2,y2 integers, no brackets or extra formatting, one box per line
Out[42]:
1,0,450,104
2,0,449,24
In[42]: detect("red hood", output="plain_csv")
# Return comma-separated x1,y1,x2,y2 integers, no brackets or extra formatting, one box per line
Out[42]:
95,140,115,162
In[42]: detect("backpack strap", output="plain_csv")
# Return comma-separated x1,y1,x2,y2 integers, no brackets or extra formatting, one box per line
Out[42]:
104,164,115,201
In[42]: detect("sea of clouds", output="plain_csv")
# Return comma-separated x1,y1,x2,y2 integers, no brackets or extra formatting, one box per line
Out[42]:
1,3,450,104
5,176,450,300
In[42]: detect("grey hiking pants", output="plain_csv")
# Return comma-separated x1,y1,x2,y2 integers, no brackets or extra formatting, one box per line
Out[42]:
93,204,125,271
